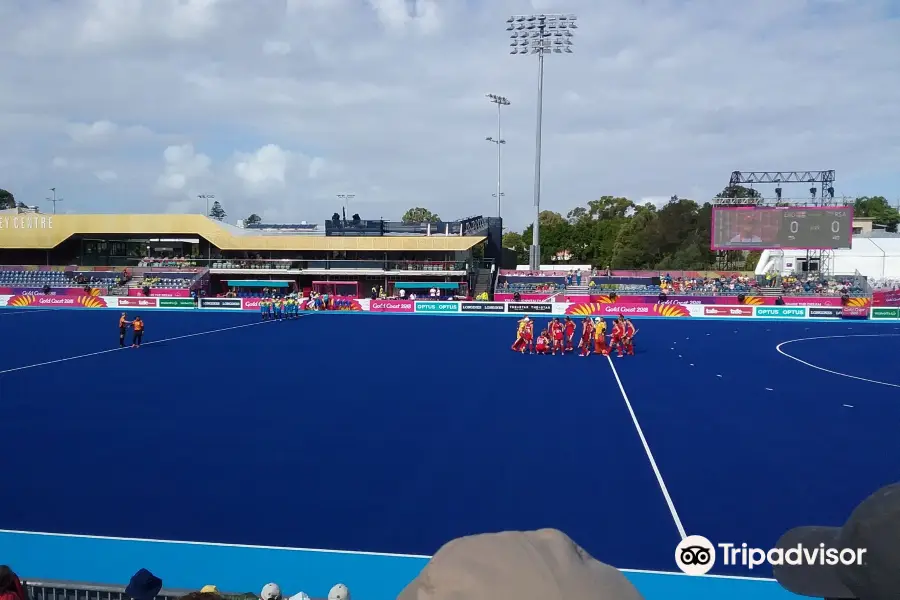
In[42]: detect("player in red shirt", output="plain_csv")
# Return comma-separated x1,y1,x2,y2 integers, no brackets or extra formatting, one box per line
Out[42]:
524,317,535,353
578,317,594,356
609,315,626,358
535,330,550,354
549,318,564,355
622,317,637,356
563,316,576,352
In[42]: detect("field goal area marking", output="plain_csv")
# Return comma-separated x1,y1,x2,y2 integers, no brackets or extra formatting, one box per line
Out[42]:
776,334,900,389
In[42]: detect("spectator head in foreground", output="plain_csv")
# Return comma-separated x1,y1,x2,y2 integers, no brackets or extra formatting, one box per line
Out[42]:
260,583,282,600
772,481,899,599
125,569,163,600
396,528,644,600
0,566,25,600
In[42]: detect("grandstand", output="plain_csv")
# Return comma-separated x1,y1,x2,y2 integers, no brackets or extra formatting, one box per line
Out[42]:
0,208,501,300
495,267,868,302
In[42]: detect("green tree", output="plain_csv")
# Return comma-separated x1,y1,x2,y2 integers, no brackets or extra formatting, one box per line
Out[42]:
208,201,226,221
854,196,899,233
502,231,528,264
0,188,15,209
402,207,440,223
744,250,763,271
244,213,262,225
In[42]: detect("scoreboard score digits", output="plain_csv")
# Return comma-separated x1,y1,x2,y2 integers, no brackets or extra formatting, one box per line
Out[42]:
711,207,853,250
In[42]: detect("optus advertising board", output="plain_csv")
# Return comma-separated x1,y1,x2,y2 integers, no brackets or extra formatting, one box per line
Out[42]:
871,307,900,319
414,301,459,313
754,306,806,318
370,299,414,313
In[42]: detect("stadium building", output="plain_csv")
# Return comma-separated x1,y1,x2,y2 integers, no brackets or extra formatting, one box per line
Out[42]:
0,208,504,299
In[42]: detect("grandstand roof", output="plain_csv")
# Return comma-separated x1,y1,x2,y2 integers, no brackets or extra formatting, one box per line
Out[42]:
0,213,485,252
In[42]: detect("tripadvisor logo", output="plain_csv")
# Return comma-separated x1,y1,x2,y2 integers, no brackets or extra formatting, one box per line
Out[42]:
675,535,866,575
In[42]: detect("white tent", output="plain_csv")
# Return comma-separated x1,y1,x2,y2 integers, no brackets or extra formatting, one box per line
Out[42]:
756,236,900,280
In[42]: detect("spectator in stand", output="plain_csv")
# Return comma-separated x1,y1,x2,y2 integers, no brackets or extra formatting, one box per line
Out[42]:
125,569,163,600
0,566,25,600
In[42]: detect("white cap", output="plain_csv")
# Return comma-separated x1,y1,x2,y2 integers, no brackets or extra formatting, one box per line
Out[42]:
289,594,310,600
260,583,282,600
328,584,350,600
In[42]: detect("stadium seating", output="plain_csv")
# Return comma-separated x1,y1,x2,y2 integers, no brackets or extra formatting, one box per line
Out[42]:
0,269,122,289
0,270,69,287
142,274,193,289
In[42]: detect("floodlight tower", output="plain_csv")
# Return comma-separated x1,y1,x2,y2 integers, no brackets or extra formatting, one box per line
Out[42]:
485,94,510,221
507,13,576,270
45,187,63,214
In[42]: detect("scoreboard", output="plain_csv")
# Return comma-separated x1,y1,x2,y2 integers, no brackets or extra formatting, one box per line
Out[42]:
711,207,853,250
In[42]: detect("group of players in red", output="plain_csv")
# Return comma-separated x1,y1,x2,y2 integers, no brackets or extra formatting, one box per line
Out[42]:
511,315,638,357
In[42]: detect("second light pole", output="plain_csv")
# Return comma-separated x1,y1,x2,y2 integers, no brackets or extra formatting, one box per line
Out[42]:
485,94,510,221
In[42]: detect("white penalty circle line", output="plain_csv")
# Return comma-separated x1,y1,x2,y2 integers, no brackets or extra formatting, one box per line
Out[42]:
605,354,688,540
0,315,310,375
776,334,900,389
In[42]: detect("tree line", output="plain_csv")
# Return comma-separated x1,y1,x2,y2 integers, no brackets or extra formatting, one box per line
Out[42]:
498,189,900,270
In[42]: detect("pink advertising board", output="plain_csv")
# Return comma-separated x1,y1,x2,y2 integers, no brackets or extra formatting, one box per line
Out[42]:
127,288,191,297
495,292,858,306
370,299,414,313
0,287,102,296
873,290,900,307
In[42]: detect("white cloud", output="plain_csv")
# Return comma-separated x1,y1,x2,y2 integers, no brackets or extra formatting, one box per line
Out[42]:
0,0,898,229
234,144,290,192
95,170,118,182
157,144,211,191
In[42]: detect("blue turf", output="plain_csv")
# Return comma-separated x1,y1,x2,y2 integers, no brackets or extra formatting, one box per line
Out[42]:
2,309,899,586
613,319,900,577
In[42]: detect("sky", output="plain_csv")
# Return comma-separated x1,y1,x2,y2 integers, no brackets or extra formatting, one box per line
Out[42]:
0,0,898,231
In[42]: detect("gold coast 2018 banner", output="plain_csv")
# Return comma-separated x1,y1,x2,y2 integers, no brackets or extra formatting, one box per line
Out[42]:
4,295,108,308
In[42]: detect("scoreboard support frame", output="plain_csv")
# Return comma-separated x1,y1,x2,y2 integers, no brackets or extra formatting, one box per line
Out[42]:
713,169,841,276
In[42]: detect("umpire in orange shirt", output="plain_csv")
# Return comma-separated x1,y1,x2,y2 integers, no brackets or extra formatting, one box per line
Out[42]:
131,316,144,348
